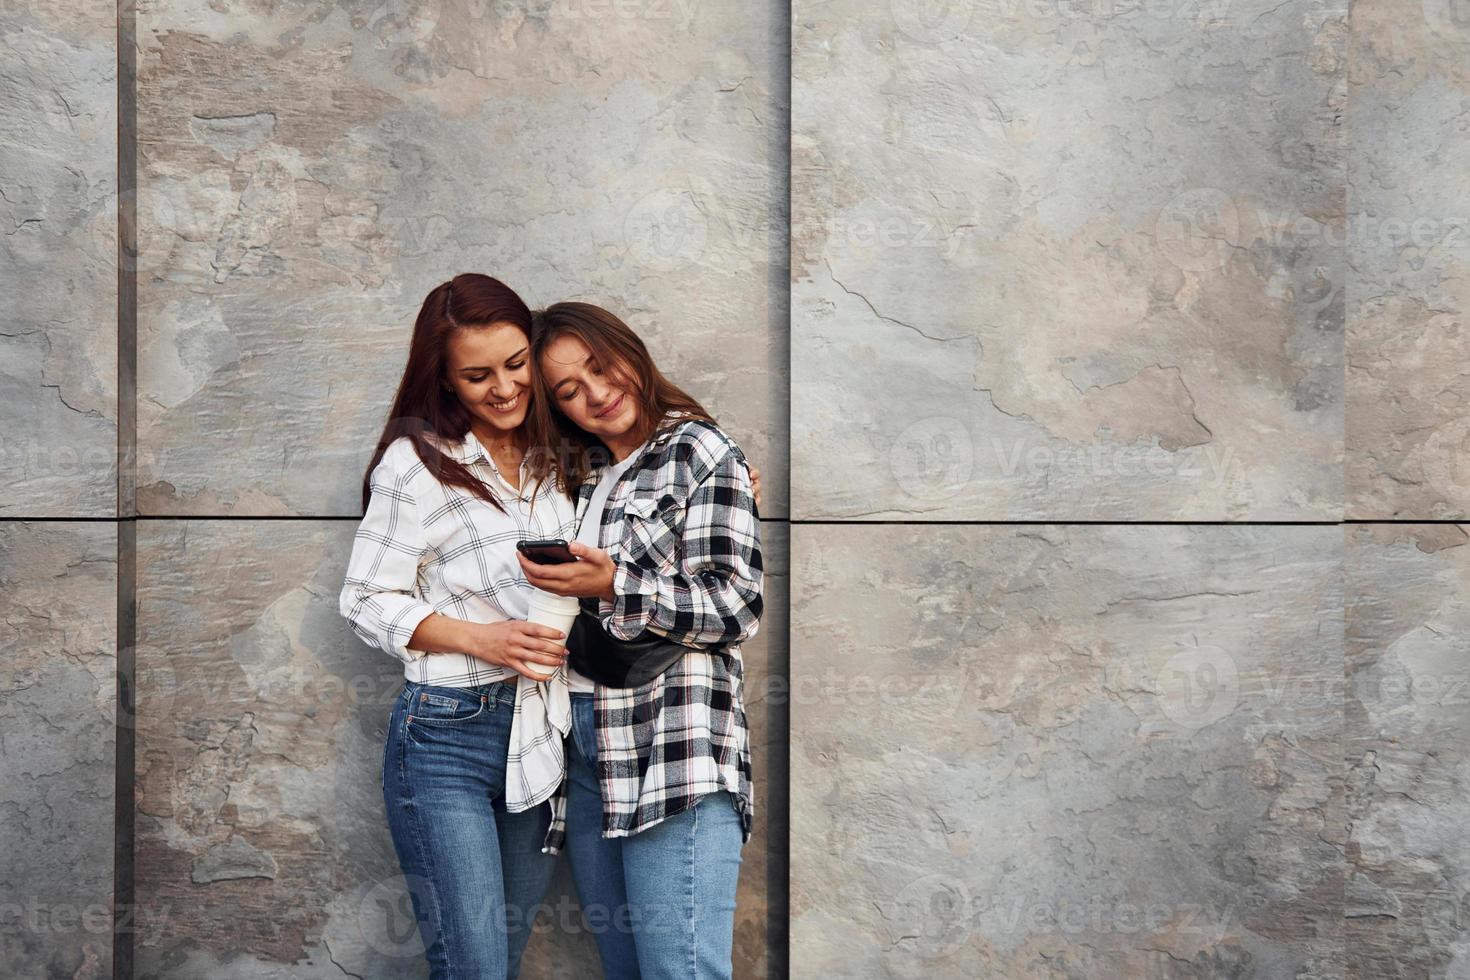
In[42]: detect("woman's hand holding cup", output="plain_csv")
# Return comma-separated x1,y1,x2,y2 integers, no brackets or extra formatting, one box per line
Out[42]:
466,620,568,682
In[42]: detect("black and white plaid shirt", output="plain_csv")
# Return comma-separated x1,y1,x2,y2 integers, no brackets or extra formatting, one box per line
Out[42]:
541,414,764,853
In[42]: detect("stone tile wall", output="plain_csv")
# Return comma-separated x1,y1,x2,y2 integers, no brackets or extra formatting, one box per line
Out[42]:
5,0,1470,977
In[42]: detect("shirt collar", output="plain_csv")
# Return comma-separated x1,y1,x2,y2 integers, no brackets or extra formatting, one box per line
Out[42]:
577,412,691,486
456,428,489,465
627,411,689,456
450,428,528,486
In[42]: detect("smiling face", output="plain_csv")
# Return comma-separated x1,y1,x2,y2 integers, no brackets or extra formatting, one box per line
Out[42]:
539,332,642,444
443,321,533,435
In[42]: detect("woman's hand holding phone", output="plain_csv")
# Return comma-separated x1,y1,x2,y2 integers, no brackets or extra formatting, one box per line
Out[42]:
518,540,617,602
464,620,569,681
516,538,578,565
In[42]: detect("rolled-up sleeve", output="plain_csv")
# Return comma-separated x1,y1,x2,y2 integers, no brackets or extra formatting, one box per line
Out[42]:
339,453,437,663
608,446,763,647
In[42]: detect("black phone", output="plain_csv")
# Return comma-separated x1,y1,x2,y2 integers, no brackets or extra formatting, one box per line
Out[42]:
516,538,577,565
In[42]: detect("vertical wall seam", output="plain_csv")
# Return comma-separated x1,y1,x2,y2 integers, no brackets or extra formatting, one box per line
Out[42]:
114,0,137,976
778,0,794,976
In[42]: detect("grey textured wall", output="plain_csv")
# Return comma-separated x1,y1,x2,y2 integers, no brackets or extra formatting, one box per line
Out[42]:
5,0,1470,978
124,0,789,976
1346,524,1470,977
0,523,117,980
1346,2,1470,518
784,0,1467,977
792,525,1345,976
134,0,787,518
793,0,1344,521
0,0,118,516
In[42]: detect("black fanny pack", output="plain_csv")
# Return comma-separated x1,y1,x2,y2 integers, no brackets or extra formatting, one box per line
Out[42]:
564,608,714,689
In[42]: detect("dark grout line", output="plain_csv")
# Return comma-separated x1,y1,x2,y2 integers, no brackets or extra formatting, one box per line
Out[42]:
0,515,369,522
793,517,1446,525
114,0,138,975
114,0,137,973
775,1,792,974
1342,519,1469,524
0,516,131,522
113,523,136,980
6,516,1469,526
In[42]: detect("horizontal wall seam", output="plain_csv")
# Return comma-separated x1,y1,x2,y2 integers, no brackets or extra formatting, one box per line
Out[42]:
8,516,1467,526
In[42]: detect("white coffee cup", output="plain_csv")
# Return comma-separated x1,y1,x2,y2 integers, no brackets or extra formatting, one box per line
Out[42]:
523,589,579,680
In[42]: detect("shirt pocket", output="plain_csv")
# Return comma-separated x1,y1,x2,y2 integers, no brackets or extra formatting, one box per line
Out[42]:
621,492,685,570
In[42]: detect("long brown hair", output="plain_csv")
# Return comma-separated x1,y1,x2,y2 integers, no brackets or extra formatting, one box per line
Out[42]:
359,273,534,512
525,302,714,491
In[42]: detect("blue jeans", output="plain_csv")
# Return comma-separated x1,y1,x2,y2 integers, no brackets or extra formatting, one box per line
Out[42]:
564,692,744,980
381,679,556,979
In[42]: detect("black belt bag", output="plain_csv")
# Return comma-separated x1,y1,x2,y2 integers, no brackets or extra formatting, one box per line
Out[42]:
564,608,715,689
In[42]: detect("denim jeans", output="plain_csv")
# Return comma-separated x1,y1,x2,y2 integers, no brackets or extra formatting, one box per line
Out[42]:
564,692,744,980
382,679,556,979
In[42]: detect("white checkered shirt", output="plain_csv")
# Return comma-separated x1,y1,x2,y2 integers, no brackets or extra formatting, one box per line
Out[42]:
339,430,580,815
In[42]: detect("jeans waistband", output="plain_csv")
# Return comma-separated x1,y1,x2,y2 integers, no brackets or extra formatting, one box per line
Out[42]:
403,677,518,703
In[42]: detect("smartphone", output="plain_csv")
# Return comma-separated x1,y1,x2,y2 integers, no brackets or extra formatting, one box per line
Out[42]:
516,538,577,565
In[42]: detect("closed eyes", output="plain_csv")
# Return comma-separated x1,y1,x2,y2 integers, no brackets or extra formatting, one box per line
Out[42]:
465,361,525,383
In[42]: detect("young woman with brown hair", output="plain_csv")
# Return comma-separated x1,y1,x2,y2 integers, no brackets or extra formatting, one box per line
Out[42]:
518,302,764,980
339,273,576,979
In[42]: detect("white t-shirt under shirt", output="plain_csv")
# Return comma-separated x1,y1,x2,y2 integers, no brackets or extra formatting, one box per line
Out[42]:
566,437,651,693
